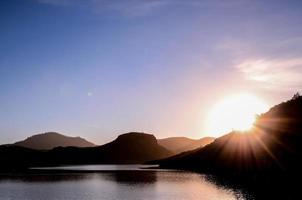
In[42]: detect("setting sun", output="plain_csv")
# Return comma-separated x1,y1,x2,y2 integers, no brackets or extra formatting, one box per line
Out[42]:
206,93,268,137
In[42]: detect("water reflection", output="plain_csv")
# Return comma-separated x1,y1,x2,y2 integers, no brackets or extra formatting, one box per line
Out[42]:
0,171,158,185
204,173,302,200
0,173,93,183
100,171,157,184
0,165,245,200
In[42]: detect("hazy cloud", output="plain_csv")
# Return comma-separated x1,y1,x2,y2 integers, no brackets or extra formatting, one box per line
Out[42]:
37,0,182,17
216,35,302,92
36,0,248,17
94,0,172,17
237,58,302,91
37,0,75,6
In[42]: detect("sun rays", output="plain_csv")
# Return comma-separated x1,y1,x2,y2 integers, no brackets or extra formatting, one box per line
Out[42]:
206,93,268,137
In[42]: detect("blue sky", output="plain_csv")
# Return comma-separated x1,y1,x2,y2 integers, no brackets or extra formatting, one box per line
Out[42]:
1,0,302,144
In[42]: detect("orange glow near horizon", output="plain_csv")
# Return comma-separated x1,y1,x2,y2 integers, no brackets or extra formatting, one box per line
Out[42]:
206,93,269,137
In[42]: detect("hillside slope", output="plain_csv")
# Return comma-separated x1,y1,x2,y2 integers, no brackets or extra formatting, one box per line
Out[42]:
0,132,172,170
158,137,214,154
14,132,96,150
158,95,302,177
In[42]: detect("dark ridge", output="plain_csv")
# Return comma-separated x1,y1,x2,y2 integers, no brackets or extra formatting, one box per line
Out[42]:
156,94,302,198
158,136,214,154
14,132,96,150
0,132,173,171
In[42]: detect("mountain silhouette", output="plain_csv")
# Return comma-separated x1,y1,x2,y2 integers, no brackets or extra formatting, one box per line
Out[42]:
14,132,96,150
153,94,302,198
96,132,172,163
156,94,302,178
0,132,172,170
158,137,214,154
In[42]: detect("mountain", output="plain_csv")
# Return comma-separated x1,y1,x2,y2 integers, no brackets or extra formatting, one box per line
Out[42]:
157,94,302,176
96,132,173,163
155,94,302,198
0,132,173,170
158,137,214,154
47,132,173,165
14,132,96,150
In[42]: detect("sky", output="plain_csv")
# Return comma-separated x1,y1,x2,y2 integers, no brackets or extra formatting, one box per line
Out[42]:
0,0,302,144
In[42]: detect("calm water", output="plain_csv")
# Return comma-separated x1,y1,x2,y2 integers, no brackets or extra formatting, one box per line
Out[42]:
0,165,246,200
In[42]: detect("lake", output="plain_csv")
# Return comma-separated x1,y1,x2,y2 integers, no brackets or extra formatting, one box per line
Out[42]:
0,165,246,200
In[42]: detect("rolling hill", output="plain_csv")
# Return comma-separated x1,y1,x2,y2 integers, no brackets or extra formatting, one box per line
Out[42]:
0,132,173,170
14,132,96,150
158,137,214,154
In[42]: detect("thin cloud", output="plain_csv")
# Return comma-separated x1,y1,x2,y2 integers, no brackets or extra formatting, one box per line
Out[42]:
37,0,75,6
36,0,248,17
94,0,172,17
36,0,179,17
36,0,177,17
216,35,302,92
237,58,302,90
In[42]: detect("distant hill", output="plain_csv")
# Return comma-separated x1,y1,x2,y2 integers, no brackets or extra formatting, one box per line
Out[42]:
0,132,173,170
96,132,173,163
157,94,302,179
158,137,214,154
14,132,96,150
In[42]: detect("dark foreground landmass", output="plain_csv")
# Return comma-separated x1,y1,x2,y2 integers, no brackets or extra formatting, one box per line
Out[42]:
154,94,302,199
0,132,172,170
